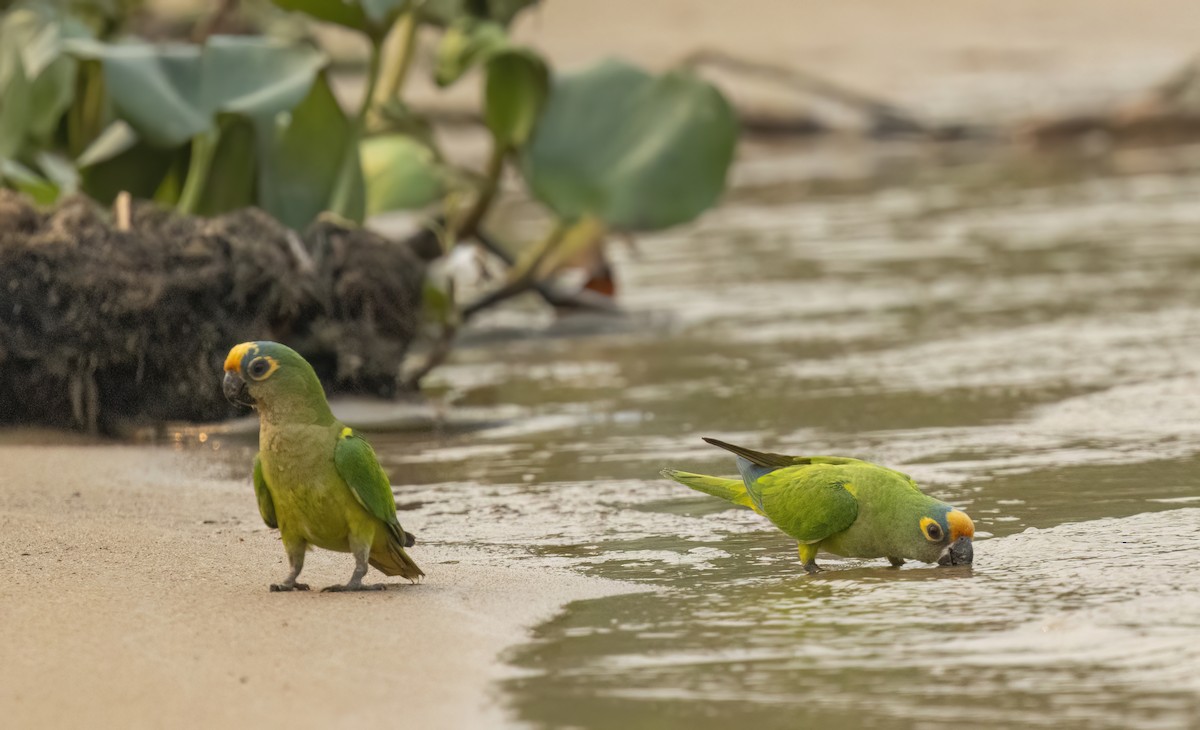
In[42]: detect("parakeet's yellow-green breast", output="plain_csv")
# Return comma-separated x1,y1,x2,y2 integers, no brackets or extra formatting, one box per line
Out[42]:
662,438,974,573
223,341,423,592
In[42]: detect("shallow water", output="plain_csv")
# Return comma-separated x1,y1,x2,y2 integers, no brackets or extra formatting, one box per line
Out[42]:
232,146,1200,727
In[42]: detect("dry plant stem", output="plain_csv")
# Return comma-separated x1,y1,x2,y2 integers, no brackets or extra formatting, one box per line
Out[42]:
177,130,218,215
455,145,506,241
400,321,457,390
461,222,569,320
113,191,131,231
680,48,927,136
471,231,616,314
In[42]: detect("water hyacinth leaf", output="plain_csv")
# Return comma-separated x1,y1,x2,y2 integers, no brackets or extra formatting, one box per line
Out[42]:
64,38,207,147
0,8,76,141
194,115,257,216
434,17,508,86
422,278,455,326
360,133,445,215
67,59,110,158
198,36,326,119
27,54,76,140
63,37,327,148
483,47,547,148
80,139,178,204
1,158,57,204
0,45,32,161
259,72,356,230
522,59,738,231
33,150,79,196
76,120,138,167
3,8,56,76
327,128,366,224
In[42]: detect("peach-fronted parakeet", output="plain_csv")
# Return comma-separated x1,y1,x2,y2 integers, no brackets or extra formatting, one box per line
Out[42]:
223,341,423,591
663,438,974,572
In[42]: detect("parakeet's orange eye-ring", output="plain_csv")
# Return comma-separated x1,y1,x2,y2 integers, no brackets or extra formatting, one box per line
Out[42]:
920,517,943,542
247,357,274,381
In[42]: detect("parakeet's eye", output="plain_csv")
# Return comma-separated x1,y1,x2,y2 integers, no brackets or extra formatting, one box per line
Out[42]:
247,357,273,380
923,520,943,542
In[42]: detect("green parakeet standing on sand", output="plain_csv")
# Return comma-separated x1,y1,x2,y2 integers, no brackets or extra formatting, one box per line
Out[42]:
223,341,423,592
663,438,975,572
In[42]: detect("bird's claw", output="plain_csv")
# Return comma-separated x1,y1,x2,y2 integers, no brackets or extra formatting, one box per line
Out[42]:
802,563,823,575
269,582,310,592
321,583,386,592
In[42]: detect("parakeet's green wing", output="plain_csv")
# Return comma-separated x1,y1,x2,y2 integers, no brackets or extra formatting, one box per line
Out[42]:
333,429,404,537
252,453,278,529
752,465,859,543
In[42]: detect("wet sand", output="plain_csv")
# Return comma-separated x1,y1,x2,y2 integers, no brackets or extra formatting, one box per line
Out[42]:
0,444,629,729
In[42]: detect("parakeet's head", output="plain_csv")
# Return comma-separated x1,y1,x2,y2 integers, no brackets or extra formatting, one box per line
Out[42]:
223,341,331,421
913,504,975,566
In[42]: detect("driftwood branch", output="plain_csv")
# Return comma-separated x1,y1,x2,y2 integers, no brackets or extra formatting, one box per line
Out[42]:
679,48,929,137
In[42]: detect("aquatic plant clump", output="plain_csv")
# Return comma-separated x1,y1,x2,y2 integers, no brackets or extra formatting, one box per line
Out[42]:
0,190,426,433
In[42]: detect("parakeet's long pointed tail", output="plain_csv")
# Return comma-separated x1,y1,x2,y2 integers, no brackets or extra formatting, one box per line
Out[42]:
660,469,763,514
370,524,424,581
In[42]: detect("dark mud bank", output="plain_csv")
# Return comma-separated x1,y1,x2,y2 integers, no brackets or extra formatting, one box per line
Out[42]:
0,191,427,434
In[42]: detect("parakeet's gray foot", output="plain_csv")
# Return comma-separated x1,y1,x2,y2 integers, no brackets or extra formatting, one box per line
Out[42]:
269,582,310,592
802,562,822,574
321,582,386,592
888,557,905,568
321,544,383,591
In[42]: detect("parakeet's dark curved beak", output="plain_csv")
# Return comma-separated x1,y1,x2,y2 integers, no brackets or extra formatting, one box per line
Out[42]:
223,371,255,408
938,536,973,566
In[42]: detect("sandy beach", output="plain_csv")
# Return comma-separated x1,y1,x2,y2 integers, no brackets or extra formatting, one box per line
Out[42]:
0,442,628,729
509,0,1200,123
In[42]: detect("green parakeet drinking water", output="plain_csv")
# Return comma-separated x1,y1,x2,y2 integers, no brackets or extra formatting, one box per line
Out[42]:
223,341,423,592
663,438,974,572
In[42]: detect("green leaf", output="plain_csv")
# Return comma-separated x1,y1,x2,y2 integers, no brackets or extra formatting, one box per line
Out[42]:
0,5,77,144
483,47,547,148
67,59,110,158
194,114,257,215
258,72,357,230
360,133,445,215
197,36,326,119
76,119,138,167
27,54,75,140
1,158,57,204
434,17,507,86
421,278,455,326
65,39,208,147
34,150,78,195
327,127,366,224
0,44,31,161
80,139,177,204
63,36,327,148
521,59,738,231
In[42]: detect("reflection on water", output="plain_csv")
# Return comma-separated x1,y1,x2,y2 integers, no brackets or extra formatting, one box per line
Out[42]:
506,510,1200,730
224,148,1200,727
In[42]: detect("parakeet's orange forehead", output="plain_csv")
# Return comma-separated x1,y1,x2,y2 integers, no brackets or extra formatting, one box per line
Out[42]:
947,509,975,541
224,342,258,372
